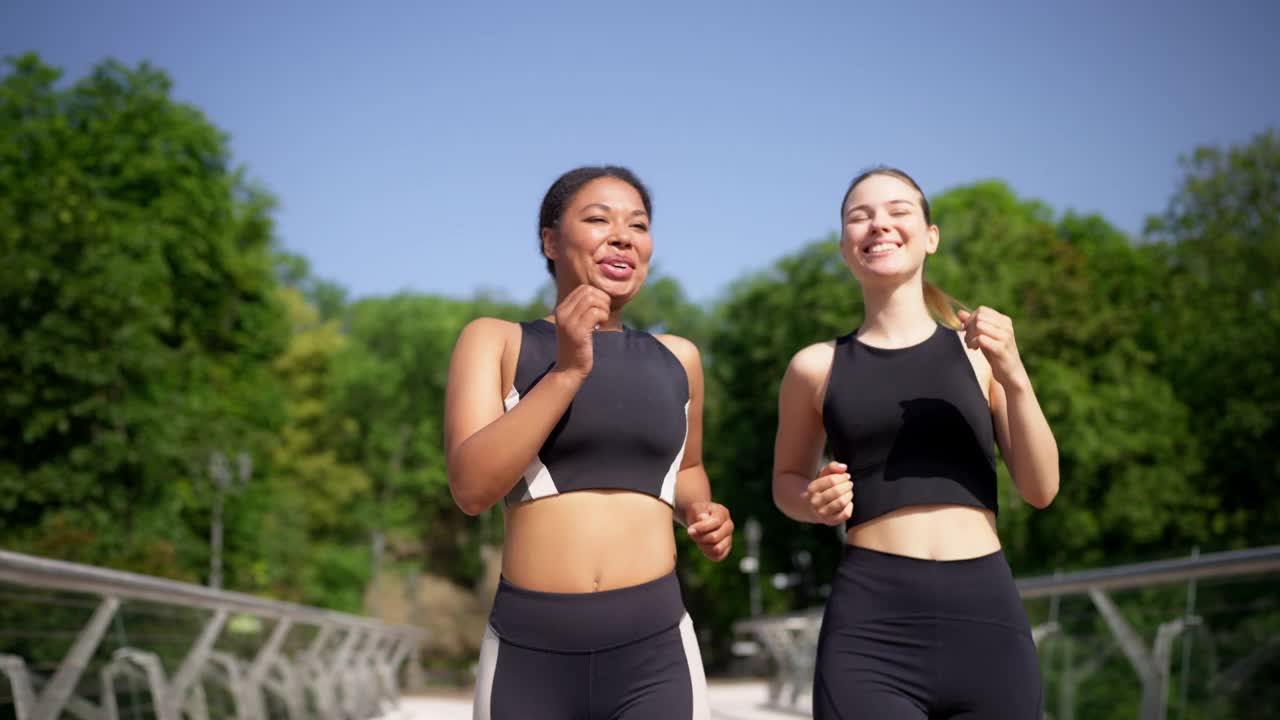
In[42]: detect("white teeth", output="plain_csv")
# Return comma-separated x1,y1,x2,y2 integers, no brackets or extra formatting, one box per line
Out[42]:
867,242,898,254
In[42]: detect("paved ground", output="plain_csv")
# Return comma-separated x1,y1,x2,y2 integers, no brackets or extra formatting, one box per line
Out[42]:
374,680,812,719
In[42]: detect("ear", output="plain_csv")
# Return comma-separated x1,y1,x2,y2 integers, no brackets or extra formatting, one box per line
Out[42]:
925,224,940,256
541,226,559,264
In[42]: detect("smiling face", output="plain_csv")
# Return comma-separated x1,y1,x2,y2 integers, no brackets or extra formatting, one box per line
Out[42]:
839,172,940,288
541,176,653,304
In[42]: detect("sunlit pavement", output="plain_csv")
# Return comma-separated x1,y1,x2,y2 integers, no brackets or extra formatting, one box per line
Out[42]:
374,679,812,719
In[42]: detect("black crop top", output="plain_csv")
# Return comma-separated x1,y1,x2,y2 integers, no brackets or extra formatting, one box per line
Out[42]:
502,320,690,507
822,324,998,526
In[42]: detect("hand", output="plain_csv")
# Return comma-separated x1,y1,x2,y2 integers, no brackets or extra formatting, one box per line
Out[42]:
805,461,853,526
552,285,612,379
686,501,734,562
957,307,1028,389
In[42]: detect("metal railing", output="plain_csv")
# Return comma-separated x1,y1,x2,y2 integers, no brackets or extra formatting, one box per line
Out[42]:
0,550,428,720
733,545,1280,720
1015,545,1280,598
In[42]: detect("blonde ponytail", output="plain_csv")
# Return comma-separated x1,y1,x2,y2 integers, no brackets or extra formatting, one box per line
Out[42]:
924,280,965,330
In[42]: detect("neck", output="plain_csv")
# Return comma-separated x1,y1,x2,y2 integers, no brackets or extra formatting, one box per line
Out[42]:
597,311,626,332
550,284,627,332
858,276,935,345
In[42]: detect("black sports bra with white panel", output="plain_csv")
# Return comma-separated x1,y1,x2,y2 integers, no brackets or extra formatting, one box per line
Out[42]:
502,320,690,507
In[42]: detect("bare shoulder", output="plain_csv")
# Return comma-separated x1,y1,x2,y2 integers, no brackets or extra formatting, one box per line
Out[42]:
452,317,522,388
787,341,836,386
458,316,520,345
654,333,702,371
779,341,836,416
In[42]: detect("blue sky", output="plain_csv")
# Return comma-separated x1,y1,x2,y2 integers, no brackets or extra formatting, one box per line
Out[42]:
5,1,1278,304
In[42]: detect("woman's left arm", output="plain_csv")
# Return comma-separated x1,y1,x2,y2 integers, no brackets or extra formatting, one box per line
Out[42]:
958,308,1059,509
658,334,735,561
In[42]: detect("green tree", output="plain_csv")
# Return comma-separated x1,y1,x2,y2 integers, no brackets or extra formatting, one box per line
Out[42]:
697,237,863,650
276,249,349,322
0,54,287,580
1146,128,1280,547
622,272,711,347
927,182,1204,571
260,287,372,609
1140,129,1280,718
328,293,537,589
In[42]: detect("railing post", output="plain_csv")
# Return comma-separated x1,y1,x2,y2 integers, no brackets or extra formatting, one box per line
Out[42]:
0,655,36,720
1175,547,1199,720
101,649,171,720
206,651,252,720
245,616,291,717
1056,640,1111,720
0,551,426,720
33,596,120,720
1090,589,1198,720
164,608,227,718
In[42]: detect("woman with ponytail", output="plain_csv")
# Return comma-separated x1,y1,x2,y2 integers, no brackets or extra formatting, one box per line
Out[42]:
771,167,1059,718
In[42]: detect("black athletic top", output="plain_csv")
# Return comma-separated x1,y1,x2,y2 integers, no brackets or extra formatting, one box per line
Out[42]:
822,324,998,527
502,319,690,507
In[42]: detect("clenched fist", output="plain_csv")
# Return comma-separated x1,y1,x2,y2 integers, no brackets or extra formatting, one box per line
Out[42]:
805,461,853,526
553,285,612,379
957,306,1028,389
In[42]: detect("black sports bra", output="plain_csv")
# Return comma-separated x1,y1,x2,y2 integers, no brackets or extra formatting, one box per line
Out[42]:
503,320,689,507
822,324,998,526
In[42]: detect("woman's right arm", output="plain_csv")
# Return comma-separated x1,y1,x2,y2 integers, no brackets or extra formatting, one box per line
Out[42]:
445,288,609,515
772,343,852,526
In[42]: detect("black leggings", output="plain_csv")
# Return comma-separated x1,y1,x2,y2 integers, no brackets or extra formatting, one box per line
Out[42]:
473,572,708,719
813,546,1042,719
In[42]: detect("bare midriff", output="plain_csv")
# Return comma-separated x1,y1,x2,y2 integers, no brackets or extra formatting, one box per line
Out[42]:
846,504,1002,560
501,489,677,593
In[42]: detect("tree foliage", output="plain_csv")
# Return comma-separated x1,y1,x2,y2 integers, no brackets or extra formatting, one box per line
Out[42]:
3,54,1277,714
0,54,286,579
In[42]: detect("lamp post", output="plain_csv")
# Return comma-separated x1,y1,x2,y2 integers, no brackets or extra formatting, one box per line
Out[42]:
208,450,252,590
740,517,763,617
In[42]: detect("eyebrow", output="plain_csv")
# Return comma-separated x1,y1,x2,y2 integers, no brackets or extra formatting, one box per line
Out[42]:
845,199,916,215
579,203,649,217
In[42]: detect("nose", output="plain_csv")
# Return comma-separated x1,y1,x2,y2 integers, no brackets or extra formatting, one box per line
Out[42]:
869,211,894,234
608,227,634,249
